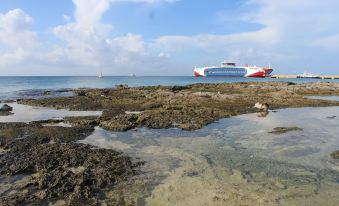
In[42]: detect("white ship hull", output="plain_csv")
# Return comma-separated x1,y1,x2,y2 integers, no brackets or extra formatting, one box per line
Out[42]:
193,62,273,78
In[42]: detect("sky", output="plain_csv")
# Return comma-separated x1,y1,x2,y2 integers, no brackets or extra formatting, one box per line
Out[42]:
0,0,339,76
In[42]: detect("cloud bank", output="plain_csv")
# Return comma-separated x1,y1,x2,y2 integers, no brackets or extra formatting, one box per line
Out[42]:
1,0,339,75
0,9,38,66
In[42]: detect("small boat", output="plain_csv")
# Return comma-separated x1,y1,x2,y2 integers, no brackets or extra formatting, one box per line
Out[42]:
130,73,137,77
98,71,103,78
296,72,320,79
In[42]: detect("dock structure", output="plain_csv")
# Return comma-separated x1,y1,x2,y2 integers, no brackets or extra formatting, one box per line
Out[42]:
320,76,339,79
270,75,339,79
270,75,297,79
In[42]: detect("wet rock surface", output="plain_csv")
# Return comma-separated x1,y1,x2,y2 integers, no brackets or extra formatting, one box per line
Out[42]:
0,122,144,205
269,127,303,135
326,115,336,119
0,104,13,112
0,104,13,116
17,82,339,132
15,89,75,100
63,116,100,127
0,111,12,117
331,151,339,159
0,100,16,103
0,122,94,152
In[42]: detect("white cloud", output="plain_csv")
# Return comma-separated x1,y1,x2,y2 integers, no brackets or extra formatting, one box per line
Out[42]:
73,0,111,27
0,48,27,65
0,8,32,30
39,0,176,74
0,9,39,68
156,27,280,51
0,9,37,49
153,10,282,64
0,0,179,75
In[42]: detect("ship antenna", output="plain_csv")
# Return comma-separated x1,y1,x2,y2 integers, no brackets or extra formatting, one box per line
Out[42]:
269,63,271,69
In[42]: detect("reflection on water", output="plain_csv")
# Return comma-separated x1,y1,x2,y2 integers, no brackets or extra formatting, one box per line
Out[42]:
81,107,339,206
308,96,339,101
256,111,269,118
0,103,102,122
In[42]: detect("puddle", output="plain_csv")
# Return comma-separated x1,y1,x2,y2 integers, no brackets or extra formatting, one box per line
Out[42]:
307,96,339,101
0,103,102,122
80,106,339,206
43,122,73,127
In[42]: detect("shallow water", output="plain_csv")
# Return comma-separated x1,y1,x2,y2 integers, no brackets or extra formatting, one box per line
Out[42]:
0,103,102,122
308,96,339,101
81,107,339,206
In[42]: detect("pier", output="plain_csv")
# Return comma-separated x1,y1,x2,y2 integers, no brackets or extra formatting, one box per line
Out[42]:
270,75,339,79
270,75,297,79
320,76,339,79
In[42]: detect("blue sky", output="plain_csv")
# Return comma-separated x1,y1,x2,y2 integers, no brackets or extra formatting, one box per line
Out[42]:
0,0,339,75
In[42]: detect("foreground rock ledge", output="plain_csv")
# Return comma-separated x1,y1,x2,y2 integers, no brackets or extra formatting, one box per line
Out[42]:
18,82,339,131
0,122,144,205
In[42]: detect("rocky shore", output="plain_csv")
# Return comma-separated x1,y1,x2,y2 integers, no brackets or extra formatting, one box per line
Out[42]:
1,81,339,205
0,120,144,205
17,82,339,131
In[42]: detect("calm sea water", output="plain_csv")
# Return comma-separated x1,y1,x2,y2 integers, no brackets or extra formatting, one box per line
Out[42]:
1,76,339,100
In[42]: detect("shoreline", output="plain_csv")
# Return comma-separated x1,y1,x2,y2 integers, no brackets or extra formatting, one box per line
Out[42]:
17,82,339,131
1,81,339,205
2,76,339,101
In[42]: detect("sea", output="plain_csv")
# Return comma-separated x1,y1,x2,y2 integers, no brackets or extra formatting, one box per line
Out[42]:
1,76,339,100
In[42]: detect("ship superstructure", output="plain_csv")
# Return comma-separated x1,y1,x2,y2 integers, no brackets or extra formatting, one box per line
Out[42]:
296,72,320,79
193,61,273,77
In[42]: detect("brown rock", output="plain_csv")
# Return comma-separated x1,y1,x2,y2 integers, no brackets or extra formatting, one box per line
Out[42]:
331,150,339,159
0,104,13,112
269,127,303,135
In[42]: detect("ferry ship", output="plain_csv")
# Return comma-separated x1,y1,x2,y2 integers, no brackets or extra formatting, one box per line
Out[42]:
193,61,273,77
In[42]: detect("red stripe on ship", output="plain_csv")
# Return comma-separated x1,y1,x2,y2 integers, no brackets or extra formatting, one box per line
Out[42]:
263,68,273,75
193,70,203,77
247,71,265,77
